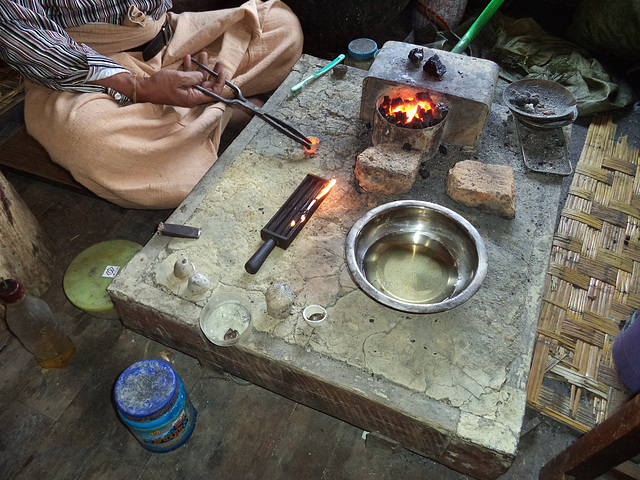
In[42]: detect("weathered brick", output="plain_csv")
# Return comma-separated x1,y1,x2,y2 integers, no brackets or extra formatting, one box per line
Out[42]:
355,146,422,194
445,160,516,219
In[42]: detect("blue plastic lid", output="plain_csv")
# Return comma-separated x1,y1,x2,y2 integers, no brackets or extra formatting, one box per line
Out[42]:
348,38,378,60
114,359,177,418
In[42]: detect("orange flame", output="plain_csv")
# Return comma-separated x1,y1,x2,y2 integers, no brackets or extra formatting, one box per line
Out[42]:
288,178,336,228
389,98,433,123
316,178,336,200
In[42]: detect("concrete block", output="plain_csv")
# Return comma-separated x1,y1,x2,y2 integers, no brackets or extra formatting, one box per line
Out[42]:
355,146,423,194
445,160,516,219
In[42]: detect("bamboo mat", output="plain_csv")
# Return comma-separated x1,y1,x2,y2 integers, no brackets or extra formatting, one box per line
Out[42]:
526,116,640,432
0,63,24,117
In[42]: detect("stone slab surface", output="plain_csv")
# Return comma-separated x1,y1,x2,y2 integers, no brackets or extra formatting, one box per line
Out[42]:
109,55,564,479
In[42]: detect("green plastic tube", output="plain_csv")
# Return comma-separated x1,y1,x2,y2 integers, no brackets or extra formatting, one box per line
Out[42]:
451,0,506,54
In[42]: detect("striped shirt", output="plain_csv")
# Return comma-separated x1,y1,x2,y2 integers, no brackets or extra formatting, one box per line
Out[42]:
0,1,172,102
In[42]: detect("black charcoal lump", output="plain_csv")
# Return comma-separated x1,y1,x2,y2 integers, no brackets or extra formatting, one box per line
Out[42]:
423,54,446,80
408,47,424,64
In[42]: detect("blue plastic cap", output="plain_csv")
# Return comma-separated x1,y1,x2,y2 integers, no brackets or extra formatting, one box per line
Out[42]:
115,359,177,418
348,38,378,60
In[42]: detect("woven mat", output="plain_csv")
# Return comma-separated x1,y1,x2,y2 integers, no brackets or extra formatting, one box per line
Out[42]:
0,63,24,117
526,115,640,433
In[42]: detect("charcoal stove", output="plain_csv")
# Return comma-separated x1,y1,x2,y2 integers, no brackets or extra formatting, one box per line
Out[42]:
354,90,450,194
361,41,500,146
372,91,449,157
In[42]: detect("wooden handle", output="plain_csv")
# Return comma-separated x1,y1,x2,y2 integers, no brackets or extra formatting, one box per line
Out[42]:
244,238,277,274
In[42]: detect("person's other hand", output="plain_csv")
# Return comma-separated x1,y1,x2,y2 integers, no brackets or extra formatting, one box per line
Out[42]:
89,51,227,107
182,51,226,97
136,53,226,107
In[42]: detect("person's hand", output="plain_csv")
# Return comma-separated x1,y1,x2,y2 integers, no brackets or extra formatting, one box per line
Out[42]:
137,53,226,107
88,51,227,107
182,51,226,96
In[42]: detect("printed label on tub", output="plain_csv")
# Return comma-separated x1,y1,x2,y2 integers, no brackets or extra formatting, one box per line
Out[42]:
132,400,196,451
149,411,189,446
102,265,120,278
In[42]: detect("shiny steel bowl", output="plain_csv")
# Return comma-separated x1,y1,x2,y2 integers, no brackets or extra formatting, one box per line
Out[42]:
345,200,488,313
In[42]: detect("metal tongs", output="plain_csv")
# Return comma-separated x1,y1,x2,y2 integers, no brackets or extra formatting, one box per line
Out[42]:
191,59,312,149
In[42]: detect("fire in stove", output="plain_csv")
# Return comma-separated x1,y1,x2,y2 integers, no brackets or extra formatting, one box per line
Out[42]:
372,91,449,156
378,92,449,130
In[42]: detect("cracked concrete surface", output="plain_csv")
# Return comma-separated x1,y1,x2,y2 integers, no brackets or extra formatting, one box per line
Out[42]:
114,55,564,476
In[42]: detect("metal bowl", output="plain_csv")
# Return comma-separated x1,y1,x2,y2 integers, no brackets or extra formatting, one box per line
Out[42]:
345,201,488,314
503,78,577,125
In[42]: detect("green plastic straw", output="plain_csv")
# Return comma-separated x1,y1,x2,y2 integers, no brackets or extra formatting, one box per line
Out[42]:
451,0,506,54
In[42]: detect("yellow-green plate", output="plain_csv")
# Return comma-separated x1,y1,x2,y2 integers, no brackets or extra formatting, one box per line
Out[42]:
63,240,142,319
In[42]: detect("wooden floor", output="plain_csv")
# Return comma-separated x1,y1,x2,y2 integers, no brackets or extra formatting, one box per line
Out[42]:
0,167,591,480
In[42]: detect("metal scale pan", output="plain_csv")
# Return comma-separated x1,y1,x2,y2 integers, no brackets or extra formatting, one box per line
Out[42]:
504,79,578,176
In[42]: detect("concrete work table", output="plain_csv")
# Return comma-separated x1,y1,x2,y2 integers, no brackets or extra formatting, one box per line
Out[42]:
109,55,564,479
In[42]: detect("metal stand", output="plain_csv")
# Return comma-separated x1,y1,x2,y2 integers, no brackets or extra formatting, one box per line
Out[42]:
515,119,573,176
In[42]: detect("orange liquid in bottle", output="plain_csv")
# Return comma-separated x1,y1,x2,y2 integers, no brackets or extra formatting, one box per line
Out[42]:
35,335,76,369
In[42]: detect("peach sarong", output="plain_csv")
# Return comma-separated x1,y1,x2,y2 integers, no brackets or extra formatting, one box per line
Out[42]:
24,0,303,209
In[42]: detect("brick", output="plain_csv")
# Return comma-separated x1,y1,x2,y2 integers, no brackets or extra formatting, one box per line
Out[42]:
445,160,516,219
355,146,422,194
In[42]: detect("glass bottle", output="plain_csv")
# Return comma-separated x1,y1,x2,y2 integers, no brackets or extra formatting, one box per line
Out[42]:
0,278,75,368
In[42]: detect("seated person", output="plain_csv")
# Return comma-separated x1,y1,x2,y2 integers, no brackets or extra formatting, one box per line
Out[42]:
0,0,303,209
